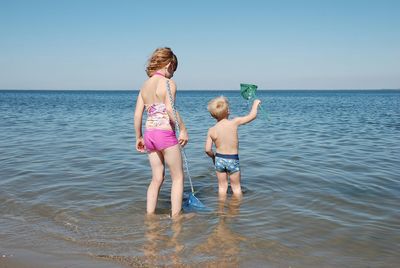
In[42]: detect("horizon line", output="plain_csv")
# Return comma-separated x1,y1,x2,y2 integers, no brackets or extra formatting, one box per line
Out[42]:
1,88,400,91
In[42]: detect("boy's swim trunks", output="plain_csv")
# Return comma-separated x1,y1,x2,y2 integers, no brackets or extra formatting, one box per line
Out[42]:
214,153,240,174
144,129,178,152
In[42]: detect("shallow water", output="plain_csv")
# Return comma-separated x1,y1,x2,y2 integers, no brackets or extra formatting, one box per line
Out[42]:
0,90,399,267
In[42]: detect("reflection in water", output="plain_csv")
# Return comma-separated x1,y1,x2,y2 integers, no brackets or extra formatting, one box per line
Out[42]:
195,194,247,266
143,214,185,266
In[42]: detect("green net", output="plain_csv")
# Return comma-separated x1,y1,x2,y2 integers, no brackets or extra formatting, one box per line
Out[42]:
240,83,258,100
240,83,270,120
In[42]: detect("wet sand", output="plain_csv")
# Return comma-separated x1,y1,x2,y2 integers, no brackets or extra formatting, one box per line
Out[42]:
0,248,123,268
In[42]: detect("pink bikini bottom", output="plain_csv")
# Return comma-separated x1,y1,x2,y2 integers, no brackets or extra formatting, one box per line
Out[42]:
144,129,178,152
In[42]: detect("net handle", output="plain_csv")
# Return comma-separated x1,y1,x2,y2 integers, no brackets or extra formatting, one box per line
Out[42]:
165,80,195,193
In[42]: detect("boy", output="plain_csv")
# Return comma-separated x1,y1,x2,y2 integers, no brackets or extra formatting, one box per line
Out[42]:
205,96,261,196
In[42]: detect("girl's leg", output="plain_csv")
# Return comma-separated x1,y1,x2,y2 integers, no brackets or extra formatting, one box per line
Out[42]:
229,171,243,197
216,171,229,196
147,151,165,215
163,144,184,218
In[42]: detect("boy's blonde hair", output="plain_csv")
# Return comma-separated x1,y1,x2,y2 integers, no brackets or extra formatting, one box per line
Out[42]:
146,47,178,77
208,96,229,120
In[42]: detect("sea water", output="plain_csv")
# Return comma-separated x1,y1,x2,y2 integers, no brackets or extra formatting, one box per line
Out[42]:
0,90,399,267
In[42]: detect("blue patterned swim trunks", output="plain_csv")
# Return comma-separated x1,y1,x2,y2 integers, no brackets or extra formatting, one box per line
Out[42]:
214,153,240,174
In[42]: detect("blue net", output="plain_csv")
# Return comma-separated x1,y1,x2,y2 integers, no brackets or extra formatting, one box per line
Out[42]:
183,192,209,212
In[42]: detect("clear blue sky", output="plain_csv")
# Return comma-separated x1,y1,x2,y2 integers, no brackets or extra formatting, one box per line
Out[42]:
1,0,399,90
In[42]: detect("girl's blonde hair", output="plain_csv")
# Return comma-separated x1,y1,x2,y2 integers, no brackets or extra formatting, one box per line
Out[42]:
208,96,229,120
145,47,178,77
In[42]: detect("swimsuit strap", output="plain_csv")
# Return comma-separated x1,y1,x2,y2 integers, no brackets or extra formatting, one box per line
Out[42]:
153,71,165,77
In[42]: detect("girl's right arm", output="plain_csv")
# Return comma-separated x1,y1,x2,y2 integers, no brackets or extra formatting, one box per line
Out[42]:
233,99,261,126
134,91,145,152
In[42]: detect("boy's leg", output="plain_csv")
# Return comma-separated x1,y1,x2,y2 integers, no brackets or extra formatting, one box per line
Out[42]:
217,190,227,215
163,144,184,218
216,171,228,196
229,171,243,196
228,193,242,216
147,151,165,214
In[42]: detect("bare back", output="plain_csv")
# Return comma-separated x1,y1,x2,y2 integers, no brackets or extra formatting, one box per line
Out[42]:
209,119,239,154
205,100,260,156
140,76,168,105
139,76,177,131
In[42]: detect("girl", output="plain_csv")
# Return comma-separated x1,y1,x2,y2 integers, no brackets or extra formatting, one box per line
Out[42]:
134,47,188,218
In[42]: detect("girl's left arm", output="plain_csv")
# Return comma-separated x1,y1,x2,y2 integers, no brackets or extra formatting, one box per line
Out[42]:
165,80,189,147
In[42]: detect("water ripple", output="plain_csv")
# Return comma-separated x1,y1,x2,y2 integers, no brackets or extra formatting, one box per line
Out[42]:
1,90,399,267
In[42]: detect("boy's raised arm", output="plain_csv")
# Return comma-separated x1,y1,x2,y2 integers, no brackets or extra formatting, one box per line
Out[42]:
233,99,261,125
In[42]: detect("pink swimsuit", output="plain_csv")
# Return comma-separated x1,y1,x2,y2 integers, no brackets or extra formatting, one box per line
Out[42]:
144,103,178,152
